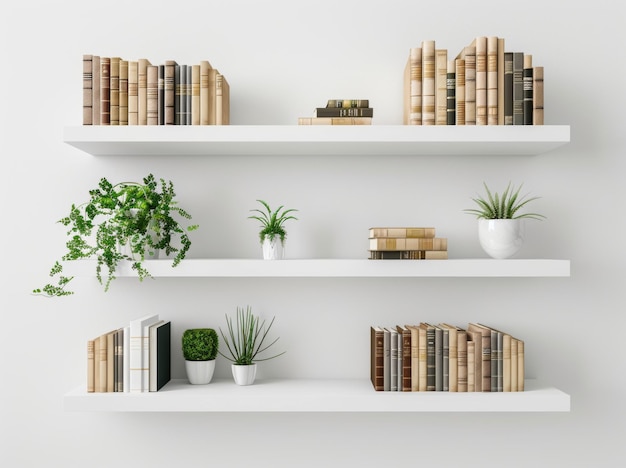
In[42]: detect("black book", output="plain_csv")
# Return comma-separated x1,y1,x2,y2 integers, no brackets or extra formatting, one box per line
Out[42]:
149,321,171,392
314,107,373,118
446,61,456,125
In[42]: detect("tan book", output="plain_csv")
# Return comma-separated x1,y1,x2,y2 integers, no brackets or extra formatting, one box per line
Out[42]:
478,323,511,392
106,330,115,392
119,60,128,125
147,65,158,125
468,323,492,392
487,36,499,125
473,37,487,125
83,55,93,125
457,328,468,392
435,49,448,125
199,60,212,125
128,60,138,125
533,66,544,125
406,325,420,391
497,37,505,124
298,117,372,125
369,227,436,238
110,57,120,125
517,339,525,391
455,58,465,124
92,55,100,125
424,251,448,259
87,338,95,392
404,47,422,125
439,323,458,392
96,333,107,392
467,339,475,392
368,250,448,260
421,40,436,125
511,337,519,391
369,237,447,251
191,64,200,125
396,325,412,392
216,72,230,125
100,57,110,125
137,58,151,125
456,45,476,125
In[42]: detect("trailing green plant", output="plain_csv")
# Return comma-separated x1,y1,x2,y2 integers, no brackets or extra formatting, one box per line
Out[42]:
33,174,198,297
464,182,546,220
248,199,298,244
218,306,285,365
182,328,219,361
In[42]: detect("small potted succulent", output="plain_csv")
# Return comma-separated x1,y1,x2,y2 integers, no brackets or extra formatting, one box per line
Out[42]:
464,182,545,259
33,173,198,296
218,306,285,385
248,199,298,260
182,328,219,384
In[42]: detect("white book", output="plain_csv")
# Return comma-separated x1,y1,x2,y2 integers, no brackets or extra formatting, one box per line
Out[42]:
148,320,165,391
387,328,398,392
123,326,130,392
129,314,160,392
143,319,163,391
383,328,390,391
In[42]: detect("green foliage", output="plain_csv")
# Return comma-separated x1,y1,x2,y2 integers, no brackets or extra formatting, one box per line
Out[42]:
248,199,298,243
182,328,219,361
218,306,285,365
33,174,198,297
464,182,546,220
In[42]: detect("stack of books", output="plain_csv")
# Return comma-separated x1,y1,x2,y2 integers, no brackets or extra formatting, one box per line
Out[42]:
371,323,525,392
298,99,373,125
403,36,544,126
368,227,448,259
87,314,171,393
83,55,229,126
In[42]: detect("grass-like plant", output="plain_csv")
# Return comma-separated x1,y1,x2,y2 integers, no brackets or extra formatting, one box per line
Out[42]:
182,328,219,361
248,199,298,244
219,306,285,365
464,182,546,220
33,174,198,297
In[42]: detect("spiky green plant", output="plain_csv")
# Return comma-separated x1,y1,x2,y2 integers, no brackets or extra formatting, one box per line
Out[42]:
182,328,219,361
464,182,546,220
218,306,285,365
248,199,298,244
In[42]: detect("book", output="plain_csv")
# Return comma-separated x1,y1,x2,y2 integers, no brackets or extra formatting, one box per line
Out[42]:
95,332,107,392
191,64,200,125
387,327,398,391
110,57,120,125
468,323,492,392
123,325,130,392
439,323,458,391
457,327,468,392
146,65,158,125
119,60,128,125
420,323,435,391
100,57,110,125
523,54,533,125
128,60,138,125
432,324,443,391
421,40,436,125
158,65,165,125
370,326,384,391
149,320,171,392
396,325,412,391
383,327,390,391
186,65,192,125
406,325,420,391
487,36,499,125
435,49,448,125
216,72,230,125
164,60,177,125
298,117,372,125
138,58,151,125
313,107,373,118
404,47,422,125
478,323,512,392
458,45,476,125
467,339,475,392
417,324,427,391
454,58,465,125
199,60,212,125
369,237,447,251
106,329,115,392
326,99,369,108
83,55,93,125
369,227,435,238
503,52,513,125
368,250,448,260
446,60,455,125
92,55,100,125
175,64,185,125
517,339,525,391
512,52,524,125
87,338,95,392
441,324,449,391
533,66,544,125
114,328,124,392
497,37,505,124
473,37,487,125
129,314,160,393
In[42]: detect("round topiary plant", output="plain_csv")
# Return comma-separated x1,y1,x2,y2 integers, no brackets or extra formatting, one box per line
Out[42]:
182,328,219,361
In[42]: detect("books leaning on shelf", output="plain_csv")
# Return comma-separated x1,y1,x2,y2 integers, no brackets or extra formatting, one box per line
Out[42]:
82,55,229,126
370,323,524,392
368,226,448,260
299,99,373,125
87,314,171,393
402,36,544,126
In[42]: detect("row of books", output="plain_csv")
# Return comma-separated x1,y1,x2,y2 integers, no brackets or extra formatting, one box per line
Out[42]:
298,99,373,125
87,314,171,393
371,323,525,392
368,226,448,260
403,36,544,126
82,55,230,126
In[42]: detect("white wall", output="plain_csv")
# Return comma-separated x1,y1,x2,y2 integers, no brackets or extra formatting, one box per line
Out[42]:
2,0,625,466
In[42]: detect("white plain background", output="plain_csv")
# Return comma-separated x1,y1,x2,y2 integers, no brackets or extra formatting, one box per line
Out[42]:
1,0,625,466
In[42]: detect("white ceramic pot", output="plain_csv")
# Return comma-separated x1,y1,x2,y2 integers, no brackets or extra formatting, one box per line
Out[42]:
478,219,525,259
231,363,257,386
185,359,216,385
262,237,284,260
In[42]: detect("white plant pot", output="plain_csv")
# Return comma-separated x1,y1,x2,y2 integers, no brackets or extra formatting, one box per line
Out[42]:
231,363,257,386
262,238,284,260
185,359,216,385
478,218,525,259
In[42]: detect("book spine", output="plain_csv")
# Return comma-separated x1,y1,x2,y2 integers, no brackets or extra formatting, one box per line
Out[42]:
457,330,467,392
517,339,525,391
504,52,513,125
192,64,200,125
314,107,374,117
424,324,435,391
100,57,110,125
408,47,422,125
186,65,192,125
511,338,518,391
158,65,165,125
435,49,448,125
147,65,158,126
533,66,544,125
398,326,412,392
298,117,372,125
446,60,456,125
87,339,95,392
92,56,100,125
497,37,505,124
119,60,128,125
389,329,398,391
96,334,107,392
123,326,130,392
110,57,120,125
369,237,447,251
408,326,419,391
467,340,475,392
441,326,449,391
326,99,369,108
128,61,138,125
523,55,533,125
512,52,524,125
369,227,436,238
106,331,115,392
115,328,124,392
421,40,436,125
383,328,390,391
464,47,476,125
417,325,427,391
487,36,499,125
455,58,465,125
83,55,93,125
138,59,151,125
475,37,487,125
164,61,177,125
434,325,443,391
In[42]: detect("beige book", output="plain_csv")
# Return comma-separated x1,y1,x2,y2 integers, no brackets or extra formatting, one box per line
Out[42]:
119,60,128,125
497,37,505,124
467,340,475,392
435,49,448,125
533,66,544,125
404,47,422,125
473,37,487,125
511,337,519,391
199,60,212,125
455,58,465,124
369,237,447,251
421,40,436,125
191,64,200,125
439,324,458,392
137,58,151,125
487,36,499,125
147,65,158,125
128,61,138,125
369,227,436,238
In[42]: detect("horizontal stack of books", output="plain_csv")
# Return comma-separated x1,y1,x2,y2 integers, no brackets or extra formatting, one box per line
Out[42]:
83,55,229,126
87,314,170,393
404,36,544,126
371,323,525,392
298,99,373,125
368,227,448,259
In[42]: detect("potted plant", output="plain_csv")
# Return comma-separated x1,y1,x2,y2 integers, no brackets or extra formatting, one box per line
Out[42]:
182,328,219,385
218,306,285,385
464,181,545,259
33,173,198,296
248,199,298,260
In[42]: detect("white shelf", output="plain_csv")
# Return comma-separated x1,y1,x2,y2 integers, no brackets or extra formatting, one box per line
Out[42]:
63,258,570,278
64,378,570,412
63,125,570,156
